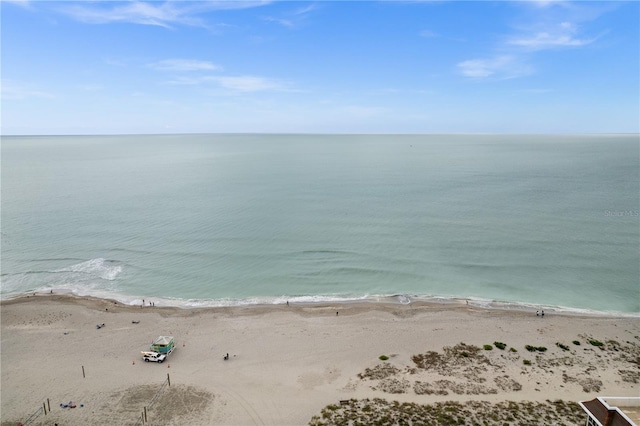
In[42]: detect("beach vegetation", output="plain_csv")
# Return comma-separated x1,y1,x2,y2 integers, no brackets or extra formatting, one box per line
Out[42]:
378,355,389,361
309,399,585,425
572,340,581,345
509,347,517,353
588,339,604,347
556,343,570,351
483,344,493,351
525,345,547,352
523,359,532,365
358,364,400,380
494,341,507,350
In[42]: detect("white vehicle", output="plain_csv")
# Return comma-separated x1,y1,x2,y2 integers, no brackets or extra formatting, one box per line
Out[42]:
141,351,167,363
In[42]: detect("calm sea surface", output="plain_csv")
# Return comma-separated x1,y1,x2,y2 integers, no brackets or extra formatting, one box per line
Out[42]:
1,134,638,313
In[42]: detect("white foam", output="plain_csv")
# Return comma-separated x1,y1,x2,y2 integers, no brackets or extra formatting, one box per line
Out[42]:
57,258,122,281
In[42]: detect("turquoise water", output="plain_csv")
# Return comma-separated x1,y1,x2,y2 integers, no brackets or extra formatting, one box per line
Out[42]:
1,134,638,313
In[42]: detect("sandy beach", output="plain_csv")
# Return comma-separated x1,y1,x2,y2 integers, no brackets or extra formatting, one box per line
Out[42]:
1,295,638,425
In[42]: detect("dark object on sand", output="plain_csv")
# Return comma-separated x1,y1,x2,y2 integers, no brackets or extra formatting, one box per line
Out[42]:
132,320,140,324
96,323,105,329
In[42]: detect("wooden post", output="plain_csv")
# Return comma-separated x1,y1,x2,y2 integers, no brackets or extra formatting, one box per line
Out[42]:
82,365,85,378
43,402,47,415
47,398,50,411
144,406,148,422
167,373,171,387
141,411,145,424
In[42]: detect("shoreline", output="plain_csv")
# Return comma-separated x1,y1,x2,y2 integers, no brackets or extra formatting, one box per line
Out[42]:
3,290,637,319
2,294,638,425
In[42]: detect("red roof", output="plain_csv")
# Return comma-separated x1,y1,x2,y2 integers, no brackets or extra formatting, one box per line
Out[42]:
581,398,636,426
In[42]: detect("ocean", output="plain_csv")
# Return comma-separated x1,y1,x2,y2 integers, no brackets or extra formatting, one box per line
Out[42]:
1,134,638,314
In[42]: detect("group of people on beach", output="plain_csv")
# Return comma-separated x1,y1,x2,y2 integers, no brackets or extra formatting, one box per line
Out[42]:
536,310,545,318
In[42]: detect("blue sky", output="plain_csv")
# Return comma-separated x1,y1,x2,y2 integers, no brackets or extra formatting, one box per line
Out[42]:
2,0,638,134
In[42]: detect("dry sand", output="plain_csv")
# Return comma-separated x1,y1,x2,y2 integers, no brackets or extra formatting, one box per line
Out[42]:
1,294,638,425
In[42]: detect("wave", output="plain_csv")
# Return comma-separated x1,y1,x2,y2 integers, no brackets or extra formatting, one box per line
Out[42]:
3,285,637,318
55,258,122,281
0,258,123,294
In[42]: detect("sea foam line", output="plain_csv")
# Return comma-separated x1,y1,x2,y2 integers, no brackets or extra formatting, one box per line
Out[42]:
4,286,638,318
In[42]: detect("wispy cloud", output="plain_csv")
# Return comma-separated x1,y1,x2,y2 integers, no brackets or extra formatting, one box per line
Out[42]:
2,0,32,7
1,80,54,100
212,75,287,92
148,59,221,72
263,16,295,28
457,55,532,79
58,1,272,29
458,2,609,80
524,0,567,7
292,4,318,16
262,2,319,28
508,22,597,50
164,74,290,93
419,29,438,38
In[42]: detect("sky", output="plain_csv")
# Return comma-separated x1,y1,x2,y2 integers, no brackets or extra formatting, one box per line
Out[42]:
1,0,639,135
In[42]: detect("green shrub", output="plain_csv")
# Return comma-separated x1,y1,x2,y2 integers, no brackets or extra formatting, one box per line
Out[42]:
556,343,570,351
379,355,389,361
523,359,532,365
572,340,580,345
509,347,517,353
588,339,604,347
483,344,493,351
494,341,507,350
526,345,547,352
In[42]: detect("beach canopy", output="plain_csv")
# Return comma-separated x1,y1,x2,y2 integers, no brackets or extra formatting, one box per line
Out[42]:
152,336,174,346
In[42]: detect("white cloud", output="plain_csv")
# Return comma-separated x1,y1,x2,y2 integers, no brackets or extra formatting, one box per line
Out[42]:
293,4,318,16
211,76,287,92
419,30,438,38
525,0,566,7
457,2,608,81
163,74,290,93
1,80,54,100
149,59,221,72
262,2,318,28
508,22,596,50
457,56,532,79
263,16,295,28
58,1,272,28
2,0,32,7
